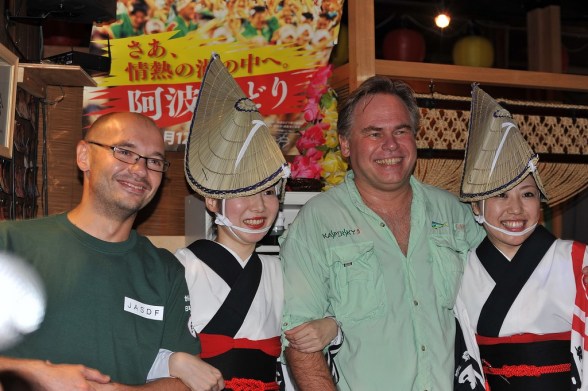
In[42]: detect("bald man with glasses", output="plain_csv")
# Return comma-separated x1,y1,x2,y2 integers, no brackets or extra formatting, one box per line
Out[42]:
0,112,222,391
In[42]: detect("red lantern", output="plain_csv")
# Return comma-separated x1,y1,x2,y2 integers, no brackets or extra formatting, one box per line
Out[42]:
452,35,494,67
382,28,426,62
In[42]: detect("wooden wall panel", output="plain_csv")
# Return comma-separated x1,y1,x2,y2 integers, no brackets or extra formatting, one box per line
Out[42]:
38,86,84,216
135,150,192,236
0,0,42,62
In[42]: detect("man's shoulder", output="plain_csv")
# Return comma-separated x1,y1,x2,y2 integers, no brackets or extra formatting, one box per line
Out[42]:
135,235,181,268
306,182,347,205
414,178,456,198
285,186,351,242
0,214,62,234
413,178,465,207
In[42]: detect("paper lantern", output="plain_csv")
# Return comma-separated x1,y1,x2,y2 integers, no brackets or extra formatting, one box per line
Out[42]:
382,28,426,62
452,35,494,67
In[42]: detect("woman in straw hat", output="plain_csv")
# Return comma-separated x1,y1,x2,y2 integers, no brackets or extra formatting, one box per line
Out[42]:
453,85,588,391
171,54,341,391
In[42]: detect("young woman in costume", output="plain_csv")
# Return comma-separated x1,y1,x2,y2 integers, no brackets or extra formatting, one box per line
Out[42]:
453,85,588,391
172,54,341,391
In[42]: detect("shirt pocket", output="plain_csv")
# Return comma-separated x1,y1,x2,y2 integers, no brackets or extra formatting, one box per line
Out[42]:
327,241,386,323
429,235,469,309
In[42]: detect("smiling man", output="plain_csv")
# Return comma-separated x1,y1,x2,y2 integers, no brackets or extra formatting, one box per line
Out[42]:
0,112,208,390
280,77,486,390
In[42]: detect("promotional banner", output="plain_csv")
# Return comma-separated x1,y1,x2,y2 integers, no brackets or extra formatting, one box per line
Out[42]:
86,0,343,155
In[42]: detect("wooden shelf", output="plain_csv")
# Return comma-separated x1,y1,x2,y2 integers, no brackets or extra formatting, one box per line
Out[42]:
339,0,588,97
332,60,588,97
17,63,96,98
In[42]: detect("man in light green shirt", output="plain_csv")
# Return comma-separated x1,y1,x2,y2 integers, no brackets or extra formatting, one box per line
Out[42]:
281,77,485,390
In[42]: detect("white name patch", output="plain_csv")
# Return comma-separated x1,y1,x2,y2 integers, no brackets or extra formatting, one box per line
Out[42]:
124,297,164,321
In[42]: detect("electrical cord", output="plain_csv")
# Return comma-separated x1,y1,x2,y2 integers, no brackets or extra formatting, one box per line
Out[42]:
41,102,47,216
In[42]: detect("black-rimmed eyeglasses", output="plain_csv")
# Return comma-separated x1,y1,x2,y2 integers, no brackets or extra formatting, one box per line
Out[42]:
87,141,170,173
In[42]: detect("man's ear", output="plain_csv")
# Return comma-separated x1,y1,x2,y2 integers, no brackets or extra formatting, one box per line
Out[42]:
339,135,350,158
205,198,221,213
76,141,91,172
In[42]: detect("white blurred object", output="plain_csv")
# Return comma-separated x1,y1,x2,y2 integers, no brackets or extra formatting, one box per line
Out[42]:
0,252,46,351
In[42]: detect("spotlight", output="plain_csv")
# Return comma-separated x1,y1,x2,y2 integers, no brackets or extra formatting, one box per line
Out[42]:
435,12,451,28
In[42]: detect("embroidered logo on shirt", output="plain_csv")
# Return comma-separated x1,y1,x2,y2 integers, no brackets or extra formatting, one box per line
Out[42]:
431,221,448,229
322,228,360,239
184,295,191,313
124,297,164,321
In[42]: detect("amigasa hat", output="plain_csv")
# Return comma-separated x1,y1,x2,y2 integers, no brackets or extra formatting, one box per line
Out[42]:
184,53,290,199
460,84,548,202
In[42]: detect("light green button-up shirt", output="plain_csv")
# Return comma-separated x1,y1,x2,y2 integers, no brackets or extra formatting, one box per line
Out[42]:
281,171,484,390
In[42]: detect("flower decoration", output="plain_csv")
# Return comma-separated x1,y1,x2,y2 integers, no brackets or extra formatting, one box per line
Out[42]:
290,65,348,190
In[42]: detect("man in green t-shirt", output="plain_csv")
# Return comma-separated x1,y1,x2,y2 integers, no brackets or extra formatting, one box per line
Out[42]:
169,0,197,38
0,113,223,390
110,1,149,38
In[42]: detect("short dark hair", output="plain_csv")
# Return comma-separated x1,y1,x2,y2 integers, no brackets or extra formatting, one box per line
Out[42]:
251,5,268,15
301,12,314,20
130,1,149,15
337,76,420,139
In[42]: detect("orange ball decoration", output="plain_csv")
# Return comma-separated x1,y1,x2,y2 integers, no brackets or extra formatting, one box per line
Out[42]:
382,28,426,62
452,35,494,67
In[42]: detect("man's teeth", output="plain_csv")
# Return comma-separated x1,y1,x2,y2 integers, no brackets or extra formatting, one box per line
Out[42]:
376,158,401,165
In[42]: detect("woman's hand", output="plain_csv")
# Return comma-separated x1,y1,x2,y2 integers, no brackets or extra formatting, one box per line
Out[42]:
284,318,339,353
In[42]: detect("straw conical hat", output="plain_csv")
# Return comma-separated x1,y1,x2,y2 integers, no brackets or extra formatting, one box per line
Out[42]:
460,85,548,202
184,53,289,199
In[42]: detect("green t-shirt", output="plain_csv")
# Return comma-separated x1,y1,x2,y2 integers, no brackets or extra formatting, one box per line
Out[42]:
111,12,143,38
0,214,199,385
280,171,484,391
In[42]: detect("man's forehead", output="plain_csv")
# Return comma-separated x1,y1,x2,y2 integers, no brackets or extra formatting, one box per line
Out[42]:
103,115,159,133
95,123,163,148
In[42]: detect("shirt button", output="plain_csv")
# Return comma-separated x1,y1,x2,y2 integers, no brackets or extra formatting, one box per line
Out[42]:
379,222,385,227
421,345,426,351
283,322,288,327
413,300,419,306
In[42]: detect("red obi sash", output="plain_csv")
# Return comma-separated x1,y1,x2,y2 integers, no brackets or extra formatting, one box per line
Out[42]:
477,332,571,385
476,331,571,345
199,333,281,359
224,378,280,391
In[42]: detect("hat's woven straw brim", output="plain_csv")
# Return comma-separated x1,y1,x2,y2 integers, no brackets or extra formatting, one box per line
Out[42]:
459,85,548,202
416,159,587,207
184,54,287,199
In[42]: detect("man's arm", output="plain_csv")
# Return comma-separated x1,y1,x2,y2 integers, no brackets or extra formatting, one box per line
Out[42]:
285,347,335,391
91,377,190,390
0,356,110,391
0,357,205,391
